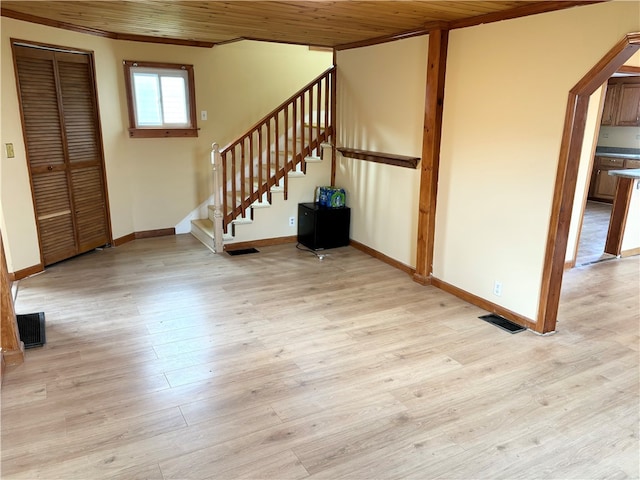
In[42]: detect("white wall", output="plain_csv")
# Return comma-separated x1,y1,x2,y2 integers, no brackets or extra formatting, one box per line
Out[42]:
335,36,427,268
0,17,331,272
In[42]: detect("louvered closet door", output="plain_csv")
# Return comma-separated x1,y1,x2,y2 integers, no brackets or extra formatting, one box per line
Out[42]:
14,45,110,266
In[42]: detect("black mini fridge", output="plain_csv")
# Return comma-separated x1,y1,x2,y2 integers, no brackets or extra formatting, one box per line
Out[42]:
297,203,350,250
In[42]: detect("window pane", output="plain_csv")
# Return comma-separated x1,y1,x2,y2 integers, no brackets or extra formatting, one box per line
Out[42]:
133,73,162,126
160,76,188,125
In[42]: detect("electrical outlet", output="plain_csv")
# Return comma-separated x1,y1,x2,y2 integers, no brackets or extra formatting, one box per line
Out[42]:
289,216,295,227
493,281,502,297
636,134,640,140
601,132,609,139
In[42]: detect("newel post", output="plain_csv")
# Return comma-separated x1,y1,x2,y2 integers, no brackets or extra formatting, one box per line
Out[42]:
211,143,224,254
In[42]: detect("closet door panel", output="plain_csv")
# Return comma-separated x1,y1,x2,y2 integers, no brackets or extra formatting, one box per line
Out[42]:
14,53,66,170
58,53,109,250
31,171,77,265
13,44,110,266
70,166,109,250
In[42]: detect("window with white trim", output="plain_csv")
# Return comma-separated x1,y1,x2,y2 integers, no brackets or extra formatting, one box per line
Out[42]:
123,60,198,138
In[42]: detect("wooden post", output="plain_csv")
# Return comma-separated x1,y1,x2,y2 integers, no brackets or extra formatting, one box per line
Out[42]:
1,233,25,366
413,28,449,285
211,143,225,254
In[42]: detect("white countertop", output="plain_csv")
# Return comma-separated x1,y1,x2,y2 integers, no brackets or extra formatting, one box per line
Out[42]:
597,153,640,160
608,168,640,180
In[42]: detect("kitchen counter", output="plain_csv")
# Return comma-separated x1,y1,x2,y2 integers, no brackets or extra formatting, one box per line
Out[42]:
604,168,640,258
595,147,640,160
608,168,640,179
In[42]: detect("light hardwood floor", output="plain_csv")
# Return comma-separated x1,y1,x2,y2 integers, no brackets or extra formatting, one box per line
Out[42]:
2,235,639,479
575,200,614,266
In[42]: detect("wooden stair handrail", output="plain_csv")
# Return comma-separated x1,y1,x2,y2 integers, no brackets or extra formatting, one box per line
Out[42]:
215,66,336,234
219,66,336,154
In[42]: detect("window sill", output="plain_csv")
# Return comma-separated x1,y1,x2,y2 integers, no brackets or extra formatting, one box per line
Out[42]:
336,147,420,169
128,128,199,138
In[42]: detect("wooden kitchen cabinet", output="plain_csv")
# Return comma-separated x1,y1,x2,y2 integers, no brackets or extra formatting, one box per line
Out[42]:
601,83,620,126
615,83,640,126
589,156,624,202
601,77,640,127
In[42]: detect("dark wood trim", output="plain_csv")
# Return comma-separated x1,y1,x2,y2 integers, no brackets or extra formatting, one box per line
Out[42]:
448,1,604,30
349,240,416,276
1,234,24,367
616,65,640,75
430,276,537,331
568,83,608,269
114,33,214,48
335,24,438,51
2,347,25,367
604,177,633,255
128,128,199,139
336,148,420,169
621,246,640,257
414,28,448,284
8,263,44,281
134,228,176,240
86,47,114,249
240,36,332,49
608,76,640,85
114,229,176,246
2,9,215,48
10,37,95,54
309,46,333,53
225,235,297,251
537,32,640,334
112,233,136,246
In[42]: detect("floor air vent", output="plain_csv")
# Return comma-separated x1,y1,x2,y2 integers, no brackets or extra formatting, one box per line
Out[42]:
16,312,46,348
479,313,525,334
227,248,259,256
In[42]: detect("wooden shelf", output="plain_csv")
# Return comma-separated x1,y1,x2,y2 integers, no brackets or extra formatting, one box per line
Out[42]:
337,147,420,169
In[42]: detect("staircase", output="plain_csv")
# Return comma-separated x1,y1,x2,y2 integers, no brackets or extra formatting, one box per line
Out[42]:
191,66,336,252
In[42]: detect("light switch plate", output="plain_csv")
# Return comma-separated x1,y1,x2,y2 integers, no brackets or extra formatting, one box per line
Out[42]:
201,110,207,121
5,143,15,158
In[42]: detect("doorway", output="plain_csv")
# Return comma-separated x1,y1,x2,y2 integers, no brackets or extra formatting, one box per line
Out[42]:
575,200,614,266
12,41,111,266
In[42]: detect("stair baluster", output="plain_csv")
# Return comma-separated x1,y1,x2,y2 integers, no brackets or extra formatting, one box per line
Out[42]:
194,66,335,251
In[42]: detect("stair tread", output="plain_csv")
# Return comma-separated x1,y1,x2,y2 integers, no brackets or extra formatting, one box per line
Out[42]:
191,218,234,240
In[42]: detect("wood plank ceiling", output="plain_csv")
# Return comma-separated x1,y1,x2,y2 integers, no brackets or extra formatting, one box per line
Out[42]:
1,1,601,49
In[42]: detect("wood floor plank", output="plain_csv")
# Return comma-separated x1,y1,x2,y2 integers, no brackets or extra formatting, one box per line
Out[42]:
3,234,638,479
